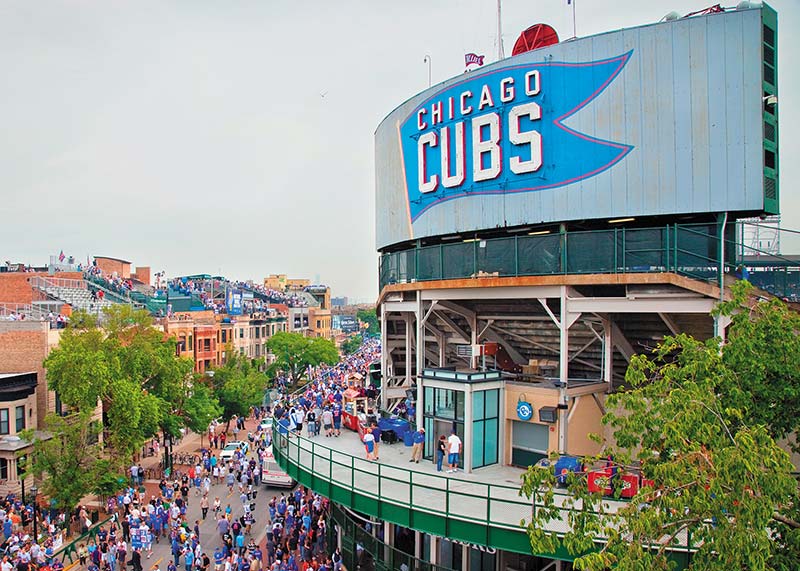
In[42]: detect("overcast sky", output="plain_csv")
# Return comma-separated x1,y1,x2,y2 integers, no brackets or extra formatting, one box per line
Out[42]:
1,0,796,302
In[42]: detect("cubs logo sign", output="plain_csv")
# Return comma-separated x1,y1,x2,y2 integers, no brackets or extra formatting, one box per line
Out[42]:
399,51,634,222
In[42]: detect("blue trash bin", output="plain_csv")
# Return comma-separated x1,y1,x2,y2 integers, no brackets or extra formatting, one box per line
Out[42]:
403,431,414,447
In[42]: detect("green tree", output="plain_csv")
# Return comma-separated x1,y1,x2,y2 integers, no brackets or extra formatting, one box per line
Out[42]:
45,305,198,459
357,308,379,336
208,353,268,424
266,331,338,387
341,334,363,355
519,282,800,571
21,412,103,513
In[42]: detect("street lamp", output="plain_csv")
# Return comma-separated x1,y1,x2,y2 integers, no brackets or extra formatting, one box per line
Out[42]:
29,485,38,543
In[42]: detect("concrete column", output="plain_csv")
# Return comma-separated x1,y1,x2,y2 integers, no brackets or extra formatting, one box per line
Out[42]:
438,332,447,366
405,314,413,386
464,385,473,473
415,530,422,560
429,536,440,565
462,543,471,571
558,287,569,454
380,304,388,411
416,293,426,434
603,317,613,392
383,522,394,565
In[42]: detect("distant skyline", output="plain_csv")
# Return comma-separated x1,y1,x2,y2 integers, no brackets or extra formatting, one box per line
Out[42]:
1,1,797,302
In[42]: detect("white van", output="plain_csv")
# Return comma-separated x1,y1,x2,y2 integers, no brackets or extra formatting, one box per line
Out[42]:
262,446,294,488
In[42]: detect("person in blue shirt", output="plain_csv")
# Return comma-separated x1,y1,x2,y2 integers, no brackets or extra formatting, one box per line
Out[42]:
331,403,342,436
410,427,425,462
184,548,194,571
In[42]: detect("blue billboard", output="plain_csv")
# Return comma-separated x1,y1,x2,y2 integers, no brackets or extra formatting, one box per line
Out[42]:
375,6,770,250
400,53,633,222
226,288,243,315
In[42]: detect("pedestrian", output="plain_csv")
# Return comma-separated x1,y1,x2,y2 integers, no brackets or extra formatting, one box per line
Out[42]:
362,429,375,461
200,495,209,521
370,423,381,461
436,435,446,471
409,427,425,463
446,429,462,473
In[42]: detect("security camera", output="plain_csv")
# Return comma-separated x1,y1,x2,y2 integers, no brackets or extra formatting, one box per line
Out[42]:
763,95,778,106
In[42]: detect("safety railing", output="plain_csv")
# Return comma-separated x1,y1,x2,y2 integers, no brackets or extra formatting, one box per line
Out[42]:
271,419,693,553
378,222,800,299
29,276,88,291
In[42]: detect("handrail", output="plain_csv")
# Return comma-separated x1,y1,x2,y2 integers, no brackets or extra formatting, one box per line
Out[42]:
271,418,693,551
378,222,800,300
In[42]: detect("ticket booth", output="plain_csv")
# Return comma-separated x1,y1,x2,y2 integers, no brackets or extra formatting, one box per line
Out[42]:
418,368,504,473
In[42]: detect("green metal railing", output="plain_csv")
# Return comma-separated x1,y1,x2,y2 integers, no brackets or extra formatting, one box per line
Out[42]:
271,419,695,558
54,515,114,564
378,222,800,300
329,502,455,571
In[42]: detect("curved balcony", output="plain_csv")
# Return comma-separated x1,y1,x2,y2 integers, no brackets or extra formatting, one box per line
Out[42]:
271,423,570,559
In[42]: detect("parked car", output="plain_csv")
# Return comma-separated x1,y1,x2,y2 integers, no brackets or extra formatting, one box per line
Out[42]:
220,440,248,461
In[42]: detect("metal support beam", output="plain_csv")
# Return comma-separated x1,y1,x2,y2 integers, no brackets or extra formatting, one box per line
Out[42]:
568,296,715,314
558,286,569,454
658,312,680,336
482,325,526,365
610,322,636,362
603,317,613,391
380,303,388,411
432,311,470,343
436,299,477,321
416,292,425,430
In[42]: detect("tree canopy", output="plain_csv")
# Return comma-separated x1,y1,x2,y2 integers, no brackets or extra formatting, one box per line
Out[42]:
520,282,800,571
44,305,213,458
340,334,363,355
21,412,106,513
357,308,379,336
207,352,267,422
266,331,338,386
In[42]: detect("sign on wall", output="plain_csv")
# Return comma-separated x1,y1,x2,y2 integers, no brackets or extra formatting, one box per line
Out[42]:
401,53,633,222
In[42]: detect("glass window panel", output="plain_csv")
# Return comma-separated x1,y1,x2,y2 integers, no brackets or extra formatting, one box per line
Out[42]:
435,389,455,419
424,387,434,415
424,417,434,458
456,392,465,421
485,389,498,419
472,420,485,469
484,418,498,465
473,391,485,421
455,422,464,468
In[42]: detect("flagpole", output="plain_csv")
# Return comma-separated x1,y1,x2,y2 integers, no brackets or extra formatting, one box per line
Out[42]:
497,0,505,60
423,54,432,87
572,0,577,39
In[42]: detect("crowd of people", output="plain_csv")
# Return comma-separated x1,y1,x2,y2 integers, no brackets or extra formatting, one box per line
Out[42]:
0,311,69,328
84,266,136,297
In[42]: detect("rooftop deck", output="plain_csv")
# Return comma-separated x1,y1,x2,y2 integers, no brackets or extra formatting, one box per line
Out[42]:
272,421,672,559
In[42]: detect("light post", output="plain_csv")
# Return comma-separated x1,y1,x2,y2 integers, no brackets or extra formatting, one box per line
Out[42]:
29,485,38,543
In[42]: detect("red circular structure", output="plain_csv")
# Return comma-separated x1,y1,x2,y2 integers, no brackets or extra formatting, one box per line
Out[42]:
512,23,559,56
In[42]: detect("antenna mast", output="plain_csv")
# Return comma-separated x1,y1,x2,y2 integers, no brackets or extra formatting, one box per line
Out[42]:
497,0,505,60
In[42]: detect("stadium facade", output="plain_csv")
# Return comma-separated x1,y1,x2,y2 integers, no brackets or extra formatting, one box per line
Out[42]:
276,4,784,570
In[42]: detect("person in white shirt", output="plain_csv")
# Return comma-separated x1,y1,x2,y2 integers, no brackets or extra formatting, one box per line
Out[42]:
446,429,462,473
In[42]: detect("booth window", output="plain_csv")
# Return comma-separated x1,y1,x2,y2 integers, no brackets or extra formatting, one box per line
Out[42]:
472,389,499,469
0,459,7,480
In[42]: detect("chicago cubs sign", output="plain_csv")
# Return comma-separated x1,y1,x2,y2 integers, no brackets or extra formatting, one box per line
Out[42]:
400,52,633,222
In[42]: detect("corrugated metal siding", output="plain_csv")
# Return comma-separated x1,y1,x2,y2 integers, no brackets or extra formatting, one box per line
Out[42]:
376,8,765,250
